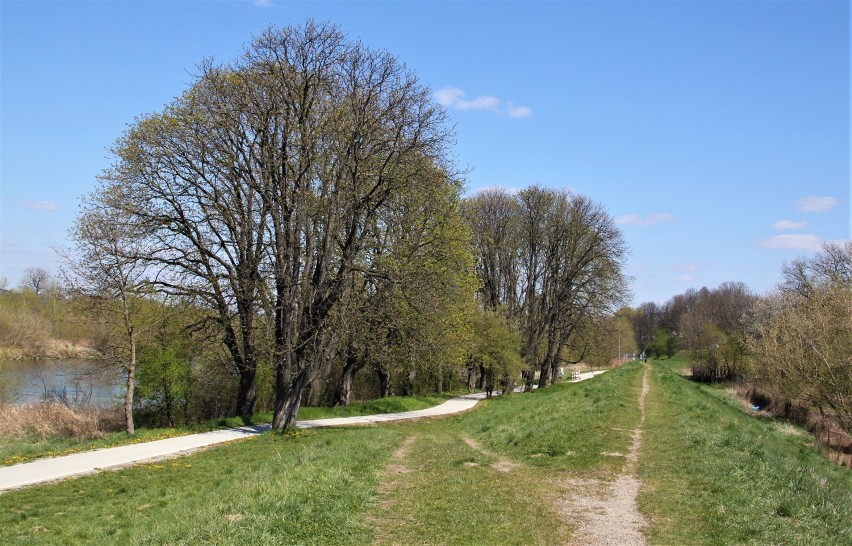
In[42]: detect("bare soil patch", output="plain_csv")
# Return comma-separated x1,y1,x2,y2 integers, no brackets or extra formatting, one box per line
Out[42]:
461,435,520,472
376,435,418,495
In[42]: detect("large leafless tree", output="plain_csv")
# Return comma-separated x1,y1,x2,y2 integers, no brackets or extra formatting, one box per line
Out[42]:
95,22,453,428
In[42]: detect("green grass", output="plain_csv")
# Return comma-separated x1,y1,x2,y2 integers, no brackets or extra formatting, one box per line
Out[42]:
1,427,404,545
370,427,572,545
638,355,852,545
0,368,639,544
4,359,849,544
371,363,647,544
459,362,645,472
0,394,459,466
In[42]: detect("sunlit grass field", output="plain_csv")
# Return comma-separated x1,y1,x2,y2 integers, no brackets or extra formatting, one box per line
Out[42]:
2,359,850,545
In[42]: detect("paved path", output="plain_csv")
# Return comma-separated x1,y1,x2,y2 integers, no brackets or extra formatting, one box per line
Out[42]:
0,370,606,492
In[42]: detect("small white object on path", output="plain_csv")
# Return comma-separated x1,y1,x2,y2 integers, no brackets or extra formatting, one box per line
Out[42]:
0,370,606,492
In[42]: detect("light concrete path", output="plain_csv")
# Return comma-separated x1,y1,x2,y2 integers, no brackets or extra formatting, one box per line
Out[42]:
0,370,606,492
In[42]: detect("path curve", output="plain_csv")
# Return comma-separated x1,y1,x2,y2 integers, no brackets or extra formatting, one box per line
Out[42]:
0,370,606,492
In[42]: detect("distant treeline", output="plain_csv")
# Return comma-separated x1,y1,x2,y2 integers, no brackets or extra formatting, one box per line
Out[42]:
629,241,852,438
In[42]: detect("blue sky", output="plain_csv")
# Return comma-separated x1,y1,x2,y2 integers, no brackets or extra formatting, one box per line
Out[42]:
1,0,849,305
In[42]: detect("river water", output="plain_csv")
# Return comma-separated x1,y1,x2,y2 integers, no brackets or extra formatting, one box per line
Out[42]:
0,359,124,406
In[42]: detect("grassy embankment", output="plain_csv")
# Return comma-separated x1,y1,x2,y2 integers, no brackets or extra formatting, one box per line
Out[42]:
639,354,852,545
0,365,645,545
0,394,456,467
2,359,850,544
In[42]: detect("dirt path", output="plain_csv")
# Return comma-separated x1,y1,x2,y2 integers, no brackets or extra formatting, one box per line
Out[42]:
558,365,650,545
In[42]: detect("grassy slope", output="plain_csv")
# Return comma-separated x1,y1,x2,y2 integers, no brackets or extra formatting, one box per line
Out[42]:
0,395,452,466
372,363,646,544
639,356,852,545
458,363,644,473
0,365,645,545
2,359,850,544
1,427,404,545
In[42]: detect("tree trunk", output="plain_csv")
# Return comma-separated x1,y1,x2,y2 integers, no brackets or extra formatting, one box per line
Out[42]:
467,365,476,393
549,361,560,385
272,362,310,432
502,375,515,396
538,361,551,389
124,332,136,435
235,364,258,419
539,326,560,389
334,349,365,406
376,363,391,398
523,365,536,392
485,369,494,398
163,380,174,428
477,363,487,390
402,369,416,396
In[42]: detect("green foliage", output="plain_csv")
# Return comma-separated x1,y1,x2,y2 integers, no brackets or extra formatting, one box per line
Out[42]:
645,327,676,359
135,343,190,427
469,309,524,394
689,324,748,382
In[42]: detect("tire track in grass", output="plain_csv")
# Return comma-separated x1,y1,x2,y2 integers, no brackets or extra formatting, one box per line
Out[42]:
558,365,650,545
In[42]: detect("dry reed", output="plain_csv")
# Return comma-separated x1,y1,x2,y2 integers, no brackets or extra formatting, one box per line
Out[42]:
0,402,122,439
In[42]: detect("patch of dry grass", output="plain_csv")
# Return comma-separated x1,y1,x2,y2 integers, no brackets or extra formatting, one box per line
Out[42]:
0,402,121,439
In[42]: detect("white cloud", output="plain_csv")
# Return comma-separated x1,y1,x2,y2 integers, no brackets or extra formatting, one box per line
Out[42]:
434,86,531,118
507,104,533,118
614,213,674,226
474,184,521,195
773,219,807,230
677,274,693,282
16,200,58,211
252,0,272,7
434,86,465,106
795,195,838,213
458,95,501,111
756,234,823,251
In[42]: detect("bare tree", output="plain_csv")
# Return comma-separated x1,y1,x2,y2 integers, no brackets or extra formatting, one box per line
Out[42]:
782,241,852,297
748,286,852,432
240,24,454,430
464,186,629,391
463,190,521,314
22,267,50,296
62,186,156,434
97,22,453,428
748,242,852,431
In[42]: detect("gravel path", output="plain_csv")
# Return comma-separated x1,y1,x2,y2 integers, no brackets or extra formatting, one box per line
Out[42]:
0,370,608,493
558,365,650,545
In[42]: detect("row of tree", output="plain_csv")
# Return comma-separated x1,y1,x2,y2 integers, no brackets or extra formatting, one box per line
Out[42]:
61,21,630,433
464,188,629,391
